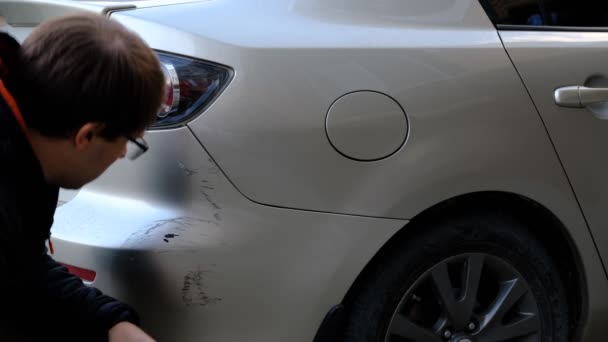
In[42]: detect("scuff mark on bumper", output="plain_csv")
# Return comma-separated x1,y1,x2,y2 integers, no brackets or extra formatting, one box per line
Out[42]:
182,270,221,306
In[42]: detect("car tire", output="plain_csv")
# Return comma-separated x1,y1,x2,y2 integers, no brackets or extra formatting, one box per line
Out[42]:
343,211,569,342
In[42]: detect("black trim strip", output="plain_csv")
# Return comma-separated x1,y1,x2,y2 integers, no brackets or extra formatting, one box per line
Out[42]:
313,304,346,342
498,24,608,32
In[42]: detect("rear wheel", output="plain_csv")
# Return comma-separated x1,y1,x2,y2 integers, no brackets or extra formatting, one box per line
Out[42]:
344,213,569,342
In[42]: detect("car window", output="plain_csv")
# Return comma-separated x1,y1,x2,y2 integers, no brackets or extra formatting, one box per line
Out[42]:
479,0,608,28
544,0,608,27
480,0,544,26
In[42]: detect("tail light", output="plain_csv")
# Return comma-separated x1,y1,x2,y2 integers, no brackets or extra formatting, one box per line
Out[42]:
153,52,233,128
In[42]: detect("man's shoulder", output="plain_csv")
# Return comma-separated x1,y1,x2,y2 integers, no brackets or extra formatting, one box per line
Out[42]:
0,117,22,227
0,95,43,217
0,89,38,175
0,122,27,185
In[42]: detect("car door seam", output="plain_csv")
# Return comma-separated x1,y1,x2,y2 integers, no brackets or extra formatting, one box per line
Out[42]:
495,30,608,281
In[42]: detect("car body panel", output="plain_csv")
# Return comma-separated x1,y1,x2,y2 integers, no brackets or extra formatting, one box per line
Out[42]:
0,0,130,41
114,1,584,223
0,0,208,41
0,0,118,21
79,0,209,8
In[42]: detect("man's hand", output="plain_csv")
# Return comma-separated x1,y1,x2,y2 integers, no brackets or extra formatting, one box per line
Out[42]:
109,322,156,342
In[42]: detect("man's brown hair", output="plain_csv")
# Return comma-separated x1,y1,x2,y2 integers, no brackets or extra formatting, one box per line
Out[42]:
11,12,165,138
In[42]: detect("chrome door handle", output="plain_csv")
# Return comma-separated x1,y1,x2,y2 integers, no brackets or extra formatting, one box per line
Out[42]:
555,86,608,108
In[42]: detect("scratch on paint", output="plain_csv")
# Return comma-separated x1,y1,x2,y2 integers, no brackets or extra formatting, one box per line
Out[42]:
207,165,220,176
199,180,221,211
178,161,198,177
123,217,217,247
143,217,217,236
182,270,221,306
163,233,179,243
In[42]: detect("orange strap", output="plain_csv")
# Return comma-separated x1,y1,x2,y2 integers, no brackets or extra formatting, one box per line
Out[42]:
0,79,28,135
48,239,54,254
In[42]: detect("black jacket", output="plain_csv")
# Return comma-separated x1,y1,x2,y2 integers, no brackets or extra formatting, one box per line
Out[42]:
0,82,139,340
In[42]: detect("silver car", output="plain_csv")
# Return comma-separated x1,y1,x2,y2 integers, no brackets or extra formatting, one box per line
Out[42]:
3,0,608,341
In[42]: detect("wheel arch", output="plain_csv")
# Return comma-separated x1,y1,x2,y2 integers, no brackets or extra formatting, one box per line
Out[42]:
339,191,586,340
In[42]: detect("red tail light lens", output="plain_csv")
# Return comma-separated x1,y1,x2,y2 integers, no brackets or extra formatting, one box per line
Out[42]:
153,52,232,128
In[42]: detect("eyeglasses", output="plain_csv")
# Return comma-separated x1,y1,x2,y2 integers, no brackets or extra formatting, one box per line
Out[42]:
125,136,149,160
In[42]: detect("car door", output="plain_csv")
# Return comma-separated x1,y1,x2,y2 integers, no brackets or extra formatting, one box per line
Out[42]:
480,0,608,269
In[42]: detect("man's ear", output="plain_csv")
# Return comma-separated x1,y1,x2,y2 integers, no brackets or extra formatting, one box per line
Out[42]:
74,123,102,150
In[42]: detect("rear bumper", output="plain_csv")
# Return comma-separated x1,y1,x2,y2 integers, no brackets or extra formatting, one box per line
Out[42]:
51,127,405,341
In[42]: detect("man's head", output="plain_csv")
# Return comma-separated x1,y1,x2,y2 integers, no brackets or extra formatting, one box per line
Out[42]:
9,13,165,189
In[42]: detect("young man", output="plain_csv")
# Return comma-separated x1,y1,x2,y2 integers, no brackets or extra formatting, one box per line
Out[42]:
0,13,165,341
